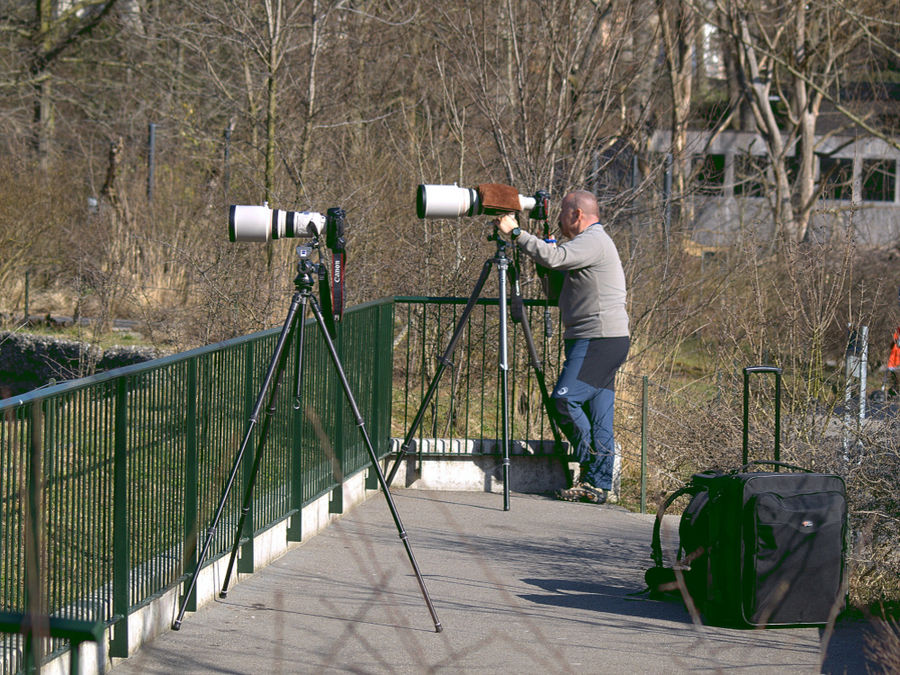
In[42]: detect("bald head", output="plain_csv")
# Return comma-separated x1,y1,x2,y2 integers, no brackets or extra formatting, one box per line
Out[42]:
564,191,600,219
559,190,600,239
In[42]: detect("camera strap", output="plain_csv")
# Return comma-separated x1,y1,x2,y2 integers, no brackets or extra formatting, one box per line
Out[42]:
509,247,525,325
541,222,556,338
325,208,346,323
330,250,345,322
313,263,337,340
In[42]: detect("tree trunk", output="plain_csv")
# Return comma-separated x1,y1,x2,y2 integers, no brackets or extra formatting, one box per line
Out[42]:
657,0,695,227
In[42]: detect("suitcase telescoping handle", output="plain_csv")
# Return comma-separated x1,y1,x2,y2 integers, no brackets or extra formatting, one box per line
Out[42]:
742,365,782,467
740,460,811,474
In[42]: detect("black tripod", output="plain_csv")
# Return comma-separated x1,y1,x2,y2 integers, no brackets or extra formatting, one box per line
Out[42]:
173,239,442,633
385,225,563,511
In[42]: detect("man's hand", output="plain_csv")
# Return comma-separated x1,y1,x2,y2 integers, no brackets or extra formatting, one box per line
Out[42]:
493,213,517,235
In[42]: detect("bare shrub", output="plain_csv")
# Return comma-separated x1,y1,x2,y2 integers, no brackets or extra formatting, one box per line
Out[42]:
614,220,900,606
866,614,900,674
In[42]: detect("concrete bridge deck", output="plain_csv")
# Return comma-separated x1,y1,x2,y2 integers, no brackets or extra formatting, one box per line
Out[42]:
109,489,874,674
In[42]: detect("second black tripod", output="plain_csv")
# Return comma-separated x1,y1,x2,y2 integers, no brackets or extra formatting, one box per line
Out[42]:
173,233,442,633
385,224,564,511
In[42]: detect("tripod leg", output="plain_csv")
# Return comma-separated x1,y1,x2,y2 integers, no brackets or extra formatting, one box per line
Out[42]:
307,295,443,633
219,294,308,598
293,294,308,409
496,256,511,511
173,290,305,630
510,294,564,452
508,255,564,451
385,257,495,486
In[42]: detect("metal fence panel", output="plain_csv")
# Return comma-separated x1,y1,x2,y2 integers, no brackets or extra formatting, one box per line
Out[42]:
0,298,393,672
391,297,564,453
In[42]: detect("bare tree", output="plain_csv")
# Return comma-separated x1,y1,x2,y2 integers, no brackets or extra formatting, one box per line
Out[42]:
0,0,120,164
710,0,894,242
656,0,697,219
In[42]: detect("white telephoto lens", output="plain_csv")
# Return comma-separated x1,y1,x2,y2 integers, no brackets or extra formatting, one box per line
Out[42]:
302,212,326,237
416,184,479,218
272,210,326,239
229,206,327,241
229,205,273,242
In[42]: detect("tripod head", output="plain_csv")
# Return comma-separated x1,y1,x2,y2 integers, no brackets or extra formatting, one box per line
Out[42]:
295,242,325,289
487,223,512,257
293,236,340,341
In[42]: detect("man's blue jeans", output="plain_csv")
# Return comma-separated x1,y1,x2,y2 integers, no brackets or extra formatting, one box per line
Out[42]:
551,337,629,490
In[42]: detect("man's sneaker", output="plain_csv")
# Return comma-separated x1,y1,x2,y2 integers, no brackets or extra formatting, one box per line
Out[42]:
556,482,607,504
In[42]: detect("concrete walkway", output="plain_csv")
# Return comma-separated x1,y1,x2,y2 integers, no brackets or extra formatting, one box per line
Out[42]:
109,490,874,674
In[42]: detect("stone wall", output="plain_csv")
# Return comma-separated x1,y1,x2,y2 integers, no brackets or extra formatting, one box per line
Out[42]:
0,331,162,398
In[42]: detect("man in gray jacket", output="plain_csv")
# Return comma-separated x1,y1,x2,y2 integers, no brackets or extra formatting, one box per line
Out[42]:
495,190,629,504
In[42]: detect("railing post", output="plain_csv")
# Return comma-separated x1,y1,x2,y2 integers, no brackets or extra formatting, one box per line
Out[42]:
365,309,379,491
238,342,255,574
24,400,45,673
110,377,130,658
182,360,199,611
641,376,648,514
146,123,156,202
24,268,30,322
287,323,304,542
369,303,393,488
329,325,345,514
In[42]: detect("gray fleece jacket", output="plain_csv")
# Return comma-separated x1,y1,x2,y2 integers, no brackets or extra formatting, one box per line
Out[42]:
515,223,629,339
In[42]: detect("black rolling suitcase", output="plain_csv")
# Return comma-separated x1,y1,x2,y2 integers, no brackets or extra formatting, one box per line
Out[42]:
647,366,848,627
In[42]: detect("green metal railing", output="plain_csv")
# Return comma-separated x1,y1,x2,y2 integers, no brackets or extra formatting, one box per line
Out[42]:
0,611,111,674
389,297,656,513
0,294,566,672
392,296,564,453
0,298,394,672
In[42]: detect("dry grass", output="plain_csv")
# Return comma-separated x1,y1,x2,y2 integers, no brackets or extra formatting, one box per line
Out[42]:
866,614,900,673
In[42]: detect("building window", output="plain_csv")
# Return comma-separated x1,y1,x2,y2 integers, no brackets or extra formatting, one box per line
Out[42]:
818,157,853,200
785,154,801,186
861,159,896,202
693,154,725,195
734,154,767,197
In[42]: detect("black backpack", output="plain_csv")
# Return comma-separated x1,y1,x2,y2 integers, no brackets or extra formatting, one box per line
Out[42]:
644,470,721,608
